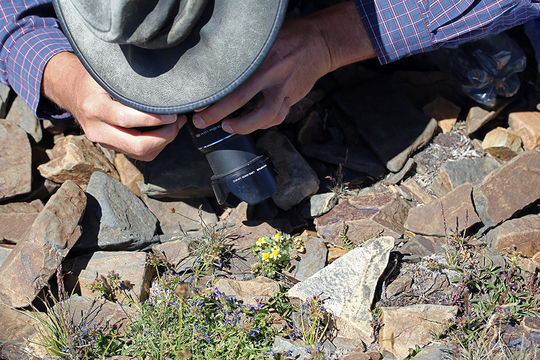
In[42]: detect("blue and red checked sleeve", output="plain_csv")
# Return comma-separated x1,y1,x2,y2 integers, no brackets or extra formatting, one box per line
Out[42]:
0,0,72,119
355,0,540,64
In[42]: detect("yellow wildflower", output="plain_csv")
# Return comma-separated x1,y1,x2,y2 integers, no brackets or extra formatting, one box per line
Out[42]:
274,233,281,240
256,237,266,246
262,252,270,261
270,248,280,259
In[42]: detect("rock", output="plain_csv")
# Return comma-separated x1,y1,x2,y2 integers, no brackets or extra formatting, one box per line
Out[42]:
0,246,11,267
288,237,394,342
523,315,540,334
0,83,10,118
75,172,158,253
332,337,366,353
297,110,326,145
0,200,43,243
0,301,41,359
379,304,457,359
411,343,452,360
301,143,386,178
6,96,42,142
405,183,481,237
383,158,415,185
53,295,136,334
431,157,501,197
465,103,508,135
482,127,522,160
272,336,309,359
38,135,120,189
508,111,540,150
0,181,86,308
142,195,217,236
422,96,460,133
327,246,349,264
399,236,444,257
385,275,413,298
301,192,338,218
285,89,325,124
114,153,144,196
343,352,382,360
0,119,32,201
152,238,195,273
65,251,153,302
485,214,540,257
473,151,540,227
258,131,319,210
290,235,327,281
400,179,436,205
138,131,214,198
335,83,437,172
215,277,280,306
315,190,409,246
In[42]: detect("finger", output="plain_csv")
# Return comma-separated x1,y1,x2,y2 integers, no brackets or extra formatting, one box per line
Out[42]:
88,120,180,161
96,99,178,128
221,96,290,135
193,74,274,128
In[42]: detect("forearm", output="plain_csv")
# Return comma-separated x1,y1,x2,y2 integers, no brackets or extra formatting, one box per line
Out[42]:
42,51,84,114
308,1,376,72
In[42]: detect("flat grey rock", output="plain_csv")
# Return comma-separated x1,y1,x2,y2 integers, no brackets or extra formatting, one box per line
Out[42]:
300,192,338,218
76,171,158,252
0,119,31,201
6,96,42,142
288,236,394,341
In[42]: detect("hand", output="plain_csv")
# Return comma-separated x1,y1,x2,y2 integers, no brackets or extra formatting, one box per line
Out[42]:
193,1,376,135
42,52,184,161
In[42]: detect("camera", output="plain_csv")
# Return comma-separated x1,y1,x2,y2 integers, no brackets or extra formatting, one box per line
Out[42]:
186,116,277,205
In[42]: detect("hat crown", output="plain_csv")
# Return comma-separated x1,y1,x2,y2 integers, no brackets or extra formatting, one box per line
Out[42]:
70,0,207,49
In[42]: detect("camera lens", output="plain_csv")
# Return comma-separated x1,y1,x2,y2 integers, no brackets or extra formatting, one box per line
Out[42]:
186,118,277,205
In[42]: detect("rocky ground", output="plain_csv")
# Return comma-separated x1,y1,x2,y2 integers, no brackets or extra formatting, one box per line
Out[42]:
0,33,539,360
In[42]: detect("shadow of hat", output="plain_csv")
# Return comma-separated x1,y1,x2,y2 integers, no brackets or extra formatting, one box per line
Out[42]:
52,0,288,114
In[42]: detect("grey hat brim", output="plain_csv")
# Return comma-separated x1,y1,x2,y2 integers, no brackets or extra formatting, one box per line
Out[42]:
53,0,287,114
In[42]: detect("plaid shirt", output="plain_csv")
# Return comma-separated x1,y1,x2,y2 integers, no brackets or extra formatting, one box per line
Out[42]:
1,0,539,120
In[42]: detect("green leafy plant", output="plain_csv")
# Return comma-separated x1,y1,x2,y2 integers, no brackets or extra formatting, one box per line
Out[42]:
251,232,297,279
299,295,330,349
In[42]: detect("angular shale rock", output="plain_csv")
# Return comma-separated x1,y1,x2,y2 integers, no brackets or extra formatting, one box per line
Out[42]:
315,190,409,246
6,96,42,142
431,156,501,197
509,111,540,150
300,192,338,218
142,195,217,236
258,131,319,210
0,302,40,359
473,151,540,227
65,251,153,302
0,181,86,308
0,119,31,201
400,178,436,205
288,237,394,342
114,153,144,196
0,246,11,267
75,171,158,252
139,131,213,198
335,83,437,172
53,295,136,334
379,304,457,359
485,214,540,257
0,200,43,243
38,135,119,189
215,277,280,306
422,96,460,133
482,127,522,160
399,235,444,257
301,143,386,178
405,183,481,237
290,235,328,281
152,238,195,273
466,103,508,135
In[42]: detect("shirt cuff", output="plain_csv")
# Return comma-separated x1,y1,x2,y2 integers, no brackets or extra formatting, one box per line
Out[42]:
355,0,434,64
6,27,73,120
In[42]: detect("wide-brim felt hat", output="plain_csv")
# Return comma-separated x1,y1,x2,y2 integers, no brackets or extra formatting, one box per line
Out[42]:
52,0,288,114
